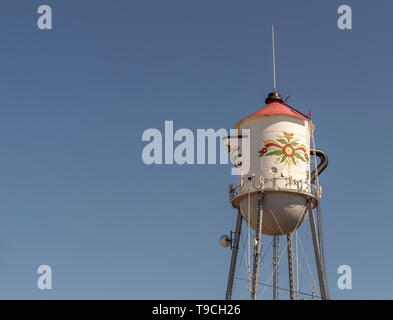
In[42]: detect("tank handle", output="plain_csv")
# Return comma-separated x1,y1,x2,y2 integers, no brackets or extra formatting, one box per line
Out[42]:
310,148,328,184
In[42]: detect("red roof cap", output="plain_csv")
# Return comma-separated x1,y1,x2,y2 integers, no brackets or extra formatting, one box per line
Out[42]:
246,101,308,119
234,101,310,128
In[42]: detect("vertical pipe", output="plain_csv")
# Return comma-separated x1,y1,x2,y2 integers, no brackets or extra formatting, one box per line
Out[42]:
296,231,299,300
287,233,295,300
251,192,263,300
225,209,243,300
272,235,279,300
308,206,327,300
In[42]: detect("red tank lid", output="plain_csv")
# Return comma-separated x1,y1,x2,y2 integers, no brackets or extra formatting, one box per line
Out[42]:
235,91,310,128
246,101,307,119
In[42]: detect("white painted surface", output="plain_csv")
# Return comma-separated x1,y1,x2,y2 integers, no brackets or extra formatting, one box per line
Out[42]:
230,113,315,235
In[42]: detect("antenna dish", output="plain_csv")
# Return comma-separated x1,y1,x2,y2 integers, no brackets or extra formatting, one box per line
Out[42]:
219,235,232,247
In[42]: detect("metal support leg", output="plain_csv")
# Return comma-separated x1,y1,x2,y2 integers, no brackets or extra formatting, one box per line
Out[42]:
309,207,327,300
251,192,263,300
273,235,279,300
225,209,243,300
287,233,295,300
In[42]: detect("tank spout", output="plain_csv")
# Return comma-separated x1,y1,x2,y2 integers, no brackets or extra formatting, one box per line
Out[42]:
310,148,328,184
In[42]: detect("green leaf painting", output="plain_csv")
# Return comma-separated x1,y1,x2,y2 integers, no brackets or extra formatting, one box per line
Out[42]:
258,132,309,167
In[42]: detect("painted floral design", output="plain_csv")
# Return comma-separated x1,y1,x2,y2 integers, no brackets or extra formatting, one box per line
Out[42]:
226,144,242,168
258,132,309,167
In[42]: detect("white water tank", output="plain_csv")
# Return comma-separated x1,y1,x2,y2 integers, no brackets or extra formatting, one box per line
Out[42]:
225,93,317,235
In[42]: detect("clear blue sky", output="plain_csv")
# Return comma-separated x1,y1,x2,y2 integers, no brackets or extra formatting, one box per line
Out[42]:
0,0,391,299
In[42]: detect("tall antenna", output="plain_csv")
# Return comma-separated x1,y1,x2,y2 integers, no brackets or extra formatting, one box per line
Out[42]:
272,25,277,91
265,25,282,104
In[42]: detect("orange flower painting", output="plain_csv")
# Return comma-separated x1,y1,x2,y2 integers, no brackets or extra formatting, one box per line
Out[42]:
258,132,309,166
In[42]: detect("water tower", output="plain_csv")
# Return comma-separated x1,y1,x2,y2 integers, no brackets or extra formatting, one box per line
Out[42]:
220,27,329,300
